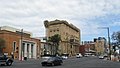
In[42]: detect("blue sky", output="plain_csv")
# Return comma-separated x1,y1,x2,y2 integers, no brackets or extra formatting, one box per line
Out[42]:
0,0,120,42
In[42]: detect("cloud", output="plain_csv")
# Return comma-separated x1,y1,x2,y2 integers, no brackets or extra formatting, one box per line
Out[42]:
0,0,120,40
111,22,120,26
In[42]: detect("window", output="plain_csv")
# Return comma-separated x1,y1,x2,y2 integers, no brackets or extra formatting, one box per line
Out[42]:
53,30,56,32
57,29,59,31
13,41,16,52
27,44,29,52
57,28,59,31
50,30,52,32
22,43,25,52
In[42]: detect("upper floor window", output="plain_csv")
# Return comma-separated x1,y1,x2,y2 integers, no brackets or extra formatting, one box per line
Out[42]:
57,29,59,31
57,28,59,31
50,30,52,32
53,30,56,32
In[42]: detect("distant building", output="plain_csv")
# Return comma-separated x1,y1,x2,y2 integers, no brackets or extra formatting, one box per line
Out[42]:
79,45,85,55
44,20,81,56
0,26,41,60
80,41,95,55
36,37,50,55
80,38,107,56
94,37,107,55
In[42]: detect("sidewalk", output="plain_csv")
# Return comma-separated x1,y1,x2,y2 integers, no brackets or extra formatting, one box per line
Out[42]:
110,55,120,62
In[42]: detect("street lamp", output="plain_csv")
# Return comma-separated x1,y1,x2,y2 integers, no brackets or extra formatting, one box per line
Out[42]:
98,27,111,59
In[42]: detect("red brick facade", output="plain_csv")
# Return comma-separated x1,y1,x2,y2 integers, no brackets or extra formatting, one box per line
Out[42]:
0,29,41,59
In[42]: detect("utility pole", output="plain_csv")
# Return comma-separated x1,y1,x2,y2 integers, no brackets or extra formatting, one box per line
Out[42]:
107,27,111,55
20,29,23,61
98,27,111,59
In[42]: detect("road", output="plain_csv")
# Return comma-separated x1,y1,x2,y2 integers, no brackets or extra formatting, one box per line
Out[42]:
0,56,120,68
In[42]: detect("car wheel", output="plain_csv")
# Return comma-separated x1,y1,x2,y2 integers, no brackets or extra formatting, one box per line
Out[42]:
51,63,55,66
6,61,12,66
59,63,62,65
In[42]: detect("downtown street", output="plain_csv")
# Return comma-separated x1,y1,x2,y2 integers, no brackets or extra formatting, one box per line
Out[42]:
0,56,120,68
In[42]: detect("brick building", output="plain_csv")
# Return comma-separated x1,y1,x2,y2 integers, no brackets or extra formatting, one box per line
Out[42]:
0,26,41,60
79,41,96,55
79,45,85,55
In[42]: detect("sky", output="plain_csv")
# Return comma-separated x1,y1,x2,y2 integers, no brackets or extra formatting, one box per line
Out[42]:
0,0,120,41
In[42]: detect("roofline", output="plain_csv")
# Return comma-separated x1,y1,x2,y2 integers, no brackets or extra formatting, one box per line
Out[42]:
44,19,80,32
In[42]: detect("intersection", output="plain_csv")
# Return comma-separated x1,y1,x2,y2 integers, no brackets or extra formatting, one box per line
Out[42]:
1,56,120,68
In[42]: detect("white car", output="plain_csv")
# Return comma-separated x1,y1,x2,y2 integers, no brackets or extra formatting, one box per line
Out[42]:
98,55,104,59
61,56,68,59
76,53,82,58
61,53,69,59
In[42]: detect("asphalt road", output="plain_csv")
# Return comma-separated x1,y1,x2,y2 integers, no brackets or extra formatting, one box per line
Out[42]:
0,56,120,68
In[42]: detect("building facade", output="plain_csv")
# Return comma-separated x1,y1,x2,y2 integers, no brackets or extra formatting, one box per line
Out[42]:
80,41,96,56
94,37,107,56
44,20,81,56
37,37,50,55
0,26,41,60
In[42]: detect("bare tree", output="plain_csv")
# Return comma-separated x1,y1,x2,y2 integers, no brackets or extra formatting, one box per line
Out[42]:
112,31,120,43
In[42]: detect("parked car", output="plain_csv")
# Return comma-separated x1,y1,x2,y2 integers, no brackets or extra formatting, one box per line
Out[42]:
0,55,14,66
84,53,89,57
76,53,82,58
41,56,63,66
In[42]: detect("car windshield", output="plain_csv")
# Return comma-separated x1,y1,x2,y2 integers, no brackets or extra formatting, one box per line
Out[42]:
44,57,57,62
41,57,51,61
